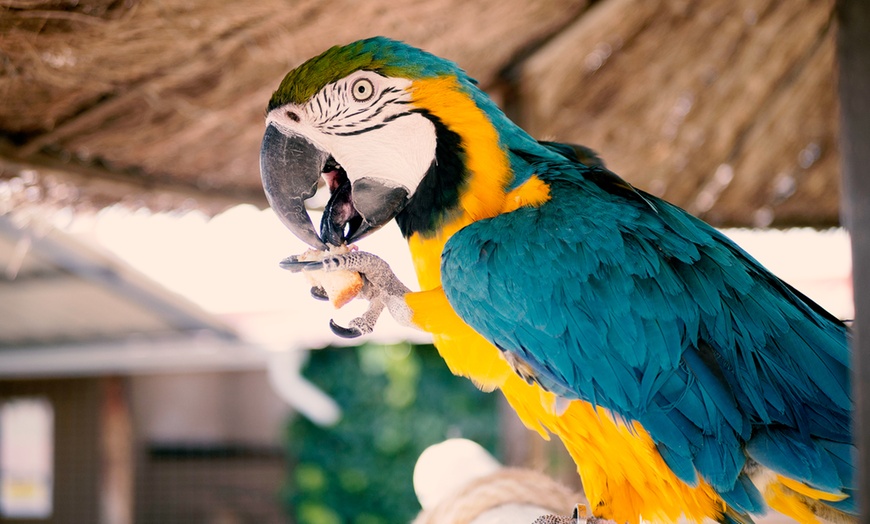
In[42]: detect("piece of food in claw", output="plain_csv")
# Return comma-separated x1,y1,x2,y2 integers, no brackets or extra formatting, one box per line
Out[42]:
298,245,363,308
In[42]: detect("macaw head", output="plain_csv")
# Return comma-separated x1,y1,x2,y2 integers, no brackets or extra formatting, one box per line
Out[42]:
260,37,528,249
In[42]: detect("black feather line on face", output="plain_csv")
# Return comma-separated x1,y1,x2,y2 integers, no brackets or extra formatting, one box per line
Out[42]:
332,123,387,136
395,110,468,238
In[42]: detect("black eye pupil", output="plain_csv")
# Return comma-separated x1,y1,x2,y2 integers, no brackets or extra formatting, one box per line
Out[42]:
353,79,373,101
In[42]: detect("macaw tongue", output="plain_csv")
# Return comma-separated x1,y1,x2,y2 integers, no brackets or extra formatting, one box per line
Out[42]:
322,156,345,192
320,179,362,246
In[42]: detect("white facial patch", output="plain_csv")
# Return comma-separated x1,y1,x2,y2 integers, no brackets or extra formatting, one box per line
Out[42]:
327,112,436,192
266,72,437,198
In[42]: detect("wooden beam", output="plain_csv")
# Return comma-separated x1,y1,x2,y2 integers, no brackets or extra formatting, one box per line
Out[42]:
836,0,870,520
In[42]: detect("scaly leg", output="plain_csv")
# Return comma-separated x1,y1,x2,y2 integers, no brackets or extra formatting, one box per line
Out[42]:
280,250,414,338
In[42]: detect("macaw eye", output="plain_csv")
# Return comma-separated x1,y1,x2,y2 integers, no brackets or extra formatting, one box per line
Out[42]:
351,78,375,102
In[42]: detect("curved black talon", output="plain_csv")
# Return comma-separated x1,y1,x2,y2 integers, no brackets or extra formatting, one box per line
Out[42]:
329,319,362,338
310,286,329,301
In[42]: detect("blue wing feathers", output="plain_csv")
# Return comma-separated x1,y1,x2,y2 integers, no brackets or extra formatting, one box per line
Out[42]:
745,429,847,494
440,154,852,514
656,442,699,486
718,476,766,515
694,434,745,490
820,441,856,490
682,346,747,438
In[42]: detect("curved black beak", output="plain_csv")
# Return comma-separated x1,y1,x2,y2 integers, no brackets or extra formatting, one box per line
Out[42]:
260,124,328,249
260,124,410,249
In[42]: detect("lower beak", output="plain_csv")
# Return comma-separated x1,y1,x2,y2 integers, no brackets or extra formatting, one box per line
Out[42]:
260,124,409,249
320,177,409,246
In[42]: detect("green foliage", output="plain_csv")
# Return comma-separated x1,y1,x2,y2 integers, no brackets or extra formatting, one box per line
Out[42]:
283,342,499,524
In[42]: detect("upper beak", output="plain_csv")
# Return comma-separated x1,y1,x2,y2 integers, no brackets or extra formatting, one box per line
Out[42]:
260,124,328,249
260,124,409,249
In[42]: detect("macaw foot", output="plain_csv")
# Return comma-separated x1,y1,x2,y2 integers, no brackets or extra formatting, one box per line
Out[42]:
532,504,612,524
280,249,412,338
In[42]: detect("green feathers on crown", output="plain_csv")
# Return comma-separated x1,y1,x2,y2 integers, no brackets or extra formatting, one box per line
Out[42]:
267,36,468,111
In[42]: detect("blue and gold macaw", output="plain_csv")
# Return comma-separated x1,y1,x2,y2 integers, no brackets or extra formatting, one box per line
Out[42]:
259,37,854,523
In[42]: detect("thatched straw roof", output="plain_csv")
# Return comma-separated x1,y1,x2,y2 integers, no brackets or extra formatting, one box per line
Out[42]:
0,0,839,227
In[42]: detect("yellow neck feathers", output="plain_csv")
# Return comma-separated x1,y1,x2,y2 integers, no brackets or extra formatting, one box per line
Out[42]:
409,76,511,222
